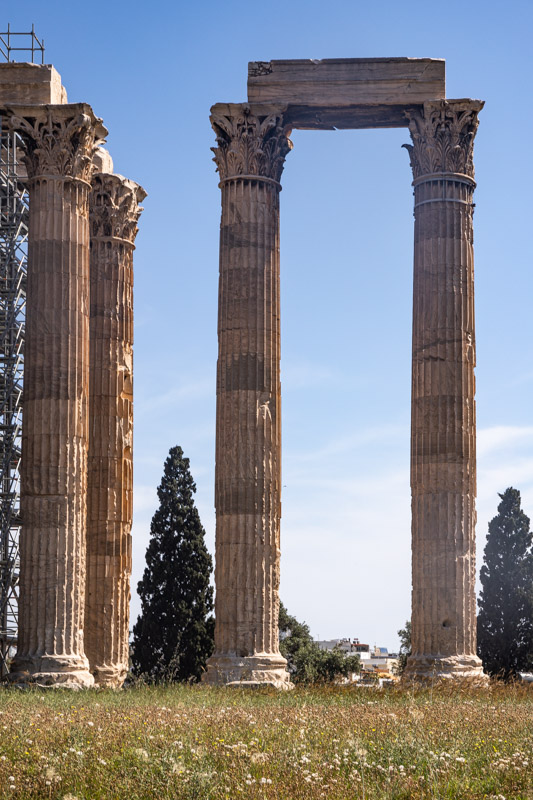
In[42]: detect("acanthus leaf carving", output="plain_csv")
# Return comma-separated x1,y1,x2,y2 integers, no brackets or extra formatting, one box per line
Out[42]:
210,105,292,183
90,174,146,243
8,106,107,183
404,100,484,180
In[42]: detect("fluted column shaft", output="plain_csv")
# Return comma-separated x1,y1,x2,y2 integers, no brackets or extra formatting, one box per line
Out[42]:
6,105,106,687
204,103,292,687
404,100,486,680
85,173,145,687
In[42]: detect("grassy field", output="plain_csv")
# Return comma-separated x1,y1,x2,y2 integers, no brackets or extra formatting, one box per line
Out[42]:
0,682,532,799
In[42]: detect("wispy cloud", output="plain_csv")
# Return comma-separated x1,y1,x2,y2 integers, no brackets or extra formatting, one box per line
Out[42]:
282,360,339,390
286,424,408,463
136,377,213,416
130,422,533,651
477,425,533,457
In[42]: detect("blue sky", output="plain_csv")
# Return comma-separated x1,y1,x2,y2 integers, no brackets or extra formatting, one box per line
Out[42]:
8,0,533,649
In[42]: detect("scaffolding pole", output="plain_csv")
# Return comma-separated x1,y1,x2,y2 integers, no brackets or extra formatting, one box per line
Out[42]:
0,120,26,678
0,26,43,677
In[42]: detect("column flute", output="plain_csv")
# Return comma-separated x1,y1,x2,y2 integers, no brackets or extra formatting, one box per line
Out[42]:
7,104,106,687
85,156,146,687
403,99,486,681
203,103,293,688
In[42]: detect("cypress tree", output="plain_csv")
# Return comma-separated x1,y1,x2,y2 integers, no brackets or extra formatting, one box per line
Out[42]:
131,446,214,681
477,487,533,680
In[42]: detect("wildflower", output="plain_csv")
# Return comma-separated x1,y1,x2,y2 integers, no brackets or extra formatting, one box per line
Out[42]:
251,752,269,764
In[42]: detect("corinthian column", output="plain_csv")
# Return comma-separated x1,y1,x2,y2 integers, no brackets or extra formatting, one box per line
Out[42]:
203,103,292,688
403,100,486,681
85,158,146,687
6,105,106,687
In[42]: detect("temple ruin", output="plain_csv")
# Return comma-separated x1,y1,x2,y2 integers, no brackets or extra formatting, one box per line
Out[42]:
1,47,487,688
0,34,145,687
204,58,486,686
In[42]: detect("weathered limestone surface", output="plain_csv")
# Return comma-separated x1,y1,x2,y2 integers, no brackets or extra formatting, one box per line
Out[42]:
403,100,487,681
0,63,67,104
248,58,445,105
203,103,293,689
86,161,145,688
7,104,106,688
248,58,445,130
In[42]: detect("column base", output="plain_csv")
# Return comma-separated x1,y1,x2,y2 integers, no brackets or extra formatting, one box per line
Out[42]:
402,653,488,684
92,665,128,689
7,654,95,689
202,653,293,690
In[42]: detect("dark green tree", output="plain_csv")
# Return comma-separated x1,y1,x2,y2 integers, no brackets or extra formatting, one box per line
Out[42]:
131,446,214,681
279,602,360,683
396,619,412,676
477,488,533,681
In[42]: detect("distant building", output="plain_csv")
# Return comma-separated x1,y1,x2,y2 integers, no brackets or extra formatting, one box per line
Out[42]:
316,637,369,654
315,637,399,683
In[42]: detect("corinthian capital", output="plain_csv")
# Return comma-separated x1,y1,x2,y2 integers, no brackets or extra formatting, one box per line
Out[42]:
210,103,292,183
404,100,484,179
7,103,107,183
90,173,147,244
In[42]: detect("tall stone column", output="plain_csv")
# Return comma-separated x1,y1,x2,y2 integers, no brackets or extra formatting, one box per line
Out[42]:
85,161,146,687
203,103,292,688
6,105,106,687
403,100,486,680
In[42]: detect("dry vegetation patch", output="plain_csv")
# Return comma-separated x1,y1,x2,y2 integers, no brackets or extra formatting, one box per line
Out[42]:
0,683,532,798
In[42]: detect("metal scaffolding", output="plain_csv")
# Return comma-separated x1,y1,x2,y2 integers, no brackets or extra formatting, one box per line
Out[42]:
0,24,44,64
0,26,38,677
0,121,27,678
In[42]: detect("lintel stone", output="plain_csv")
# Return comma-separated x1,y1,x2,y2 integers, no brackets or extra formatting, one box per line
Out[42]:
248,58,445,104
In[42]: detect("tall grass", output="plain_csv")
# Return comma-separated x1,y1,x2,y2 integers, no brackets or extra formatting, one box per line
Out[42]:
0,682,531,798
